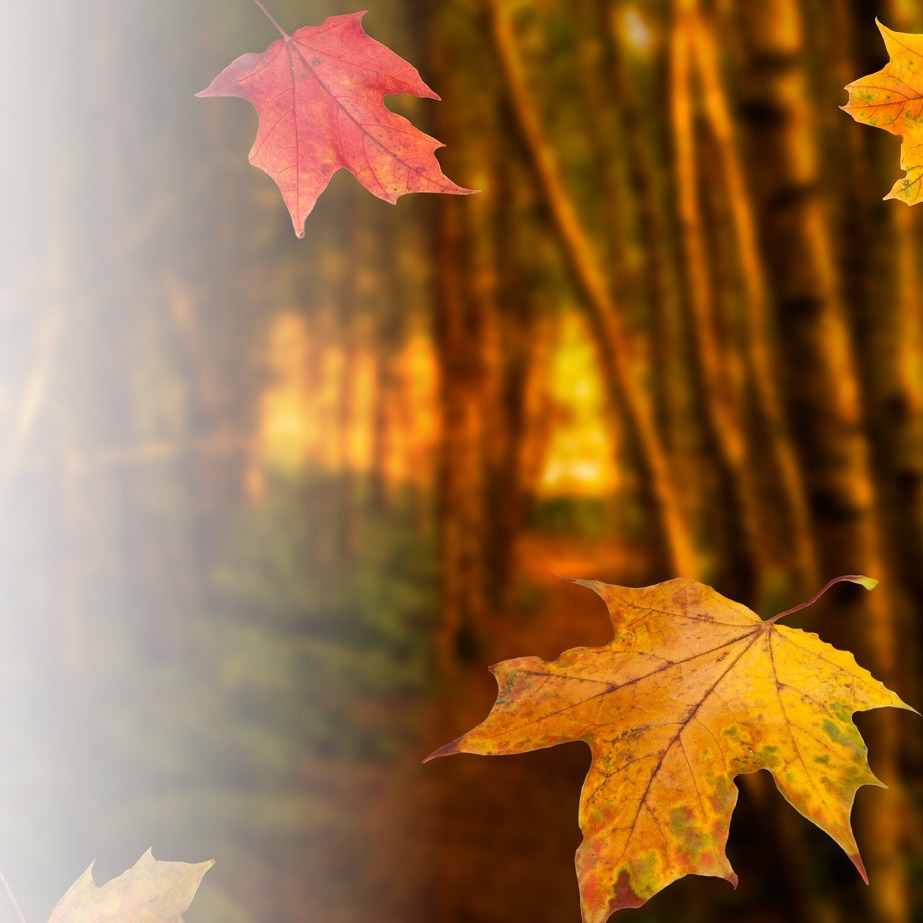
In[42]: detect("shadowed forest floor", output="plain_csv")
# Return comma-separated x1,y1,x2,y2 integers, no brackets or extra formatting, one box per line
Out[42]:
247,532,860,923
416,533,633,923
254,534,656,923
200,531,631,921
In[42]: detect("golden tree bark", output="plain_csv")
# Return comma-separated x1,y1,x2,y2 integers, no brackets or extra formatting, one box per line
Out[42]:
604,4,691,470
671,0,764,597
688,0,819,598
871,0,923,709
735,2,908,919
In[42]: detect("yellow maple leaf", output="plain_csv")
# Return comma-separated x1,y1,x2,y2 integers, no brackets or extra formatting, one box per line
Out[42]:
426,576,916,923
47,849,213,922
842,19,923,204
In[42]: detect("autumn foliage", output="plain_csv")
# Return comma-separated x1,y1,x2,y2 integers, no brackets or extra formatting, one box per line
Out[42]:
12,2,923,922
843,20,923,203
193,5,922,921
47,851,213,923
428,577,913,922
197,11,474,236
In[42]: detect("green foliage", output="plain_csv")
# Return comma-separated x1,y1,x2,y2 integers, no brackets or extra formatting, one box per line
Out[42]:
529,494,614,538
47,467,440,919
92,467,437,790
213,468,439,755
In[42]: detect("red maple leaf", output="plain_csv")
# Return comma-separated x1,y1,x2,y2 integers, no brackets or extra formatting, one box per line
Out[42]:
198,9,475,236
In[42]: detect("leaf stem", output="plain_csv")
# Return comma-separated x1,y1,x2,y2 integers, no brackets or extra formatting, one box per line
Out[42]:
250,0,289,38
767,574,877,624
0,870,26,923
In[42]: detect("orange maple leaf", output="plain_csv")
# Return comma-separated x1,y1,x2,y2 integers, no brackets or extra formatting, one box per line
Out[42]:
426,576,915,923
198,10,475,236
842,19,923,204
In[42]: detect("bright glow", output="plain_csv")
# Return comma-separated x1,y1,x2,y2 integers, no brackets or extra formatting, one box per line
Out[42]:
256,316,438,491
538,314,619,496
620,6,653,54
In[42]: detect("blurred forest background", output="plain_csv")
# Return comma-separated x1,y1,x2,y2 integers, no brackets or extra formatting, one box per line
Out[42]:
0,0,922,920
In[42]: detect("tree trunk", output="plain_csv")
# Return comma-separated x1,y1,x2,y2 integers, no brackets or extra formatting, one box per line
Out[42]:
671,0,763,599
688,0,819,600
735,2,908,918
434,197,487,673
486,0,697,579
